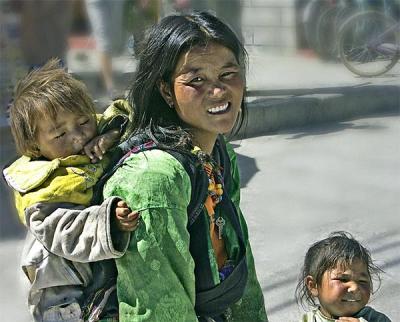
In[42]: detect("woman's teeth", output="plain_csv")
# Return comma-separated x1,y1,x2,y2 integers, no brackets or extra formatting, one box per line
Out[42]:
207,102,229,114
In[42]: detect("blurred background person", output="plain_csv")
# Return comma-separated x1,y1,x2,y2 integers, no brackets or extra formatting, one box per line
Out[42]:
125,0,160,56
85,0,126,99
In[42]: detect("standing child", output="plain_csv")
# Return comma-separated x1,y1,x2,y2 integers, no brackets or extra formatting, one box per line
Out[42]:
296,231,391,322
3,59,138,322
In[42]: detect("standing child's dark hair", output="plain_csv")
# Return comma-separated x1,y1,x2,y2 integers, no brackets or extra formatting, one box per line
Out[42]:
295,231,383,309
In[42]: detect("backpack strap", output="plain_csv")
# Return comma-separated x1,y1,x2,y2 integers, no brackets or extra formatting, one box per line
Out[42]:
188,136,248,317
176,135,234,227
165,149,209,226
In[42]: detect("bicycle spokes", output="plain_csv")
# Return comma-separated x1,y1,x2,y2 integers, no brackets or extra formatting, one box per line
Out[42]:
339,11,400,77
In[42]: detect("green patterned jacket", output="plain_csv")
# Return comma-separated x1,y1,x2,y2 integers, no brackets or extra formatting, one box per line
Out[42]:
103,141,268,322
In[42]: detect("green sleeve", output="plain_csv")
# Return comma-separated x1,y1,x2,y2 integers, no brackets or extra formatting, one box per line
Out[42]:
103,150,198,322
225,141,269,322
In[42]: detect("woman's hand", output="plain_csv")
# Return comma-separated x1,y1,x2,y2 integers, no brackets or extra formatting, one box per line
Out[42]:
83,129,120,163
114,200,140,232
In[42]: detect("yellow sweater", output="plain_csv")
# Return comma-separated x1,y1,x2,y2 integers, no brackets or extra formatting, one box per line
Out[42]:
4,154,109,224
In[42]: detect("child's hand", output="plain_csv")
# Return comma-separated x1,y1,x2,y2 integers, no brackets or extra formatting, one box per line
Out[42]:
83,129,120,163
114,200,140,232
337,318,360,321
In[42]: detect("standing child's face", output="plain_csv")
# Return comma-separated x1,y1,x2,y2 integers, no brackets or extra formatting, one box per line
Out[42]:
309,259,371,318
35,109,97,160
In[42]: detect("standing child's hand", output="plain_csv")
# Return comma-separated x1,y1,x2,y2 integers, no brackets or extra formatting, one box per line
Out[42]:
83,129,120,163
114,200,140,232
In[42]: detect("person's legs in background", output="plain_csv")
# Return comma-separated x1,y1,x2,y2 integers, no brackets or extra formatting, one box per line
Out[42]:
85,0,124,98
128,0,160,56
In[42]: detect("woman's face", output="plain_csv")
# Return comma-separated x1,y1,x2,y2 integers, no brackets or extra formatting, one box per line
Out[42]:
167,42,244,150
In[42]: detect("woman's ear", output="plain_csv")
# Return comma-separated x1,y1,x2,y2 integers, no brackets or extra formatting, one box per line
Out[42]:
159,80,174,107
305,275,319,297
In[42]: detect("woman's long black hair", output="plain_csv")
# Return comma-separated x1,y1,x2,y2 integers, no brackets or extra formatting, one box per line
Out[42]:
128,11,247,150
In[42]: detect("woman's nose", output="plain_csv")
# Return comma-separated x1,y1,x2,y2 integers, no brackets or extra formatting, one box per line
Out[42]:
209,81,226,98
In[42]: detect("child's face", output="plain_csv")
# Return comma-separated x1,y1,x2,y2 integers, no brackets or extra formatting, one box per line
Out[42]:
35,109,97,160
314,259,371,318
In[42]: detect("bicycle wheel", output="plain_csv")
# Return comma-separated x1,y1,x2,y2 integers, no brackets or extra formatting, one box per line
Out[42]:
338,11,400,77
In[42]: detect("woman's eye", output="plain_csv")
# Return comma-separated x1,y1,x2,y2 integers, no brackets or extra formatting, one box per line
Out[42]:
189,77,203,85
221,71,237,79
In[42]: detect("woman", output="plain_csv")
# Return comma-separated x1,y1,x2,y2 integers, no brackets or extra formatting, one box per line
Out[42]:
103,11,268,322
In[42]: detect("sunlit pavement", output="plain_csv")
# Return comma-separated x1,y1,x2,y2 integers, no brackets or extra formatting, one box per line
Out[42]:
234,114,400,321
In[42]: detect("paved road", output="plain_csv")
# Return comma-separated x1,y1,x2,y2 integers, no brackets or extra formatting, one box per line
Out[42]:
234,113,400,321
1,113,399,321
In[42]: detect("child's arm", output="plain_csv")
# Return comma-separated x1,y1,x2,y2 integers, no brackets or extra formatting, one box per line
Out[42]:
24,197,139,262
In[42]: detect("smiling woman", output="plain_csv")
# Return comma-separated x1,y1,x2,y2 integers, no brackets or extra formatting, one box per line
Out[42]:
102,11,268,322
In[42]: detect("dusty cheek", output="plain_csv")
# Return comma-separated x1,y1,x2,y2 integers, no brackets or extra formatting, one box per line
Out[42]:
360,289,371,303
228,77,245,94
174,84,203,103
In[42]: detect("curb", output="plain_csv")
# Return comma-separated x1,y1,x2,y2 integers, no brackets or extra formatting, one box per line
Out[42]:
235,84,400,139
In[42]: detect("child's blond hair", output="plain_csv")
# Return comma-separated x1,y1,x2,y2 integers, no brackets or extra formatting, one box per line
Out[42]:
10,59,96,158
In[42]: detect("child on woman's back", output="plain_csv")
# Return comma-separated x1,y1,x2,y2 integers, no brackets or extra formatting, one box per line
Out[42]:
296,231,391,322
3,59,138,322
